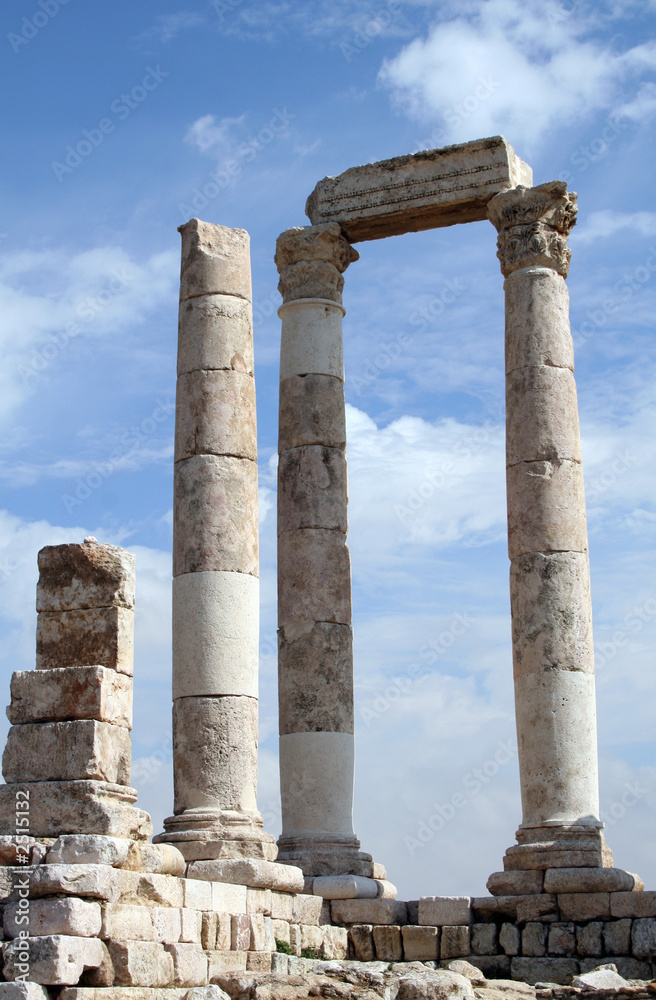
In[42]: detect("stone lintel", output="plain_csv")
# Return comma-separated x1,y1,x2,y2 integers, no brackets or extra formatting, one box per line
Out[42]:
305,136,532,242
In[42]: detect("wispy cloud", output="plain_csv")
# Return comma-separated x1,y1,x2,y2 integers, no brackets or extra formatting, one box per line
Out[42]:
184,113,247,153
134,11,205,46
573,210,656,244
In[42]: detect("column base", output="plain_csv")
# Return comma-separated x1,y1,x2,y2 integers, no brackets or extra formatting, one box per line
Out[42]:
502,822,613,872
276,832,386,878
154,807,278,862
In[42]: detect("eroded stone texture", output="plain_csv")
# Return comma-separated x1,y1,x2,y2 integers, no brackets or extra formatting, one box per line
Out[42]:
175,370,257,463
178,295,254,378
278,622,353,734
47,835,131,867
505,268,573,375
506,459,588,559
3,934,104,985
0,782,151,840
3,720,131,785
488,181,577,278
506,367,581,467
275,224,358,304
37,540,135,612
187,859,304,893
36,606,133,674
4,898,101,939
544,867,642,893
8,667,132,729
279,376,346,451
278,447,347,533
278,529,351,626
179,220,251,301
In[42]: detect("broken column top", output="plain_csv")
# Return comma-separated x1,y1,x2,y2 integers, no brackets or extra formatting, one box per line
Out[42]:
305,135,533,243
37,537,135,612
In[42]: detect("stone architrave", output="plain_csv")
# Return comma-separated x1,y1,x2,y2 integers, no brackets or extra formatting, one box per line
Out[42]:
486,181,609,872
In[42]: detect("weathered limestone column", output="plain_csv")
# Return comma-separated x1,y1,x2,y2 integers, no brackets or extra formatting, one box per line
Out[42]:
487,182,610,873
156,220,276,865
274,224,387,885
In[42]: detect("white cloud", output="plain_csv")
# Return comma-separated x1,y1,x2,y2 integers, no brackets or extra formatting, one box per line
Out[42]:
572,210,656,244
184,113,247,154
134,11,205,45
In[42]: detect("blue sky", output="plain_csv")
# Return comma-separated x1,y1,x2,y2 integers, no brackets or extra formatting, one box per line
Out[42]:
1,0,656,899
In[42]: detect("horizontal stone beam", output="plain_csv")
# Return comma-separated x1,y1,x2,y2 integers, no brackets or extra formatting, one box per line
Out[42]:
305,136,532,242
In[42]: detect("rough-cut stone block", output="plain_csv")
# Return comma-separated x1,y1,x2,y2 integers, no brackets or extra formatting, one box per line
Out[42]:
173,455,258,576
505,267,573,375
201,912,218,950
246,953,272,972
349,924,375,961
4,897,101,939
472,896,521,920
372,924,402,962
211,882,248,914
101,904,154,942
177,293,254,377
547,922,576,957
36,607,133,674
248,914,274,952
179,220,251,301
471,923,497,956
246,888,272,914
521,922,546,957
272,918,290,947
402,925,439,961
576,922,602,958
311,874,378,900
37,541,135,612
59,991,189,1000
133,873,184,909
510,957,578,985
279,375,346,452
3,720,131,785
230,914,250,952
216,914,231,952
515,895,558,924
47,835,131,867
278,623,353,735
441,925,470,959
278,528,351,627
151,908,182,945
291,894,323,925
278,446,347,533
305,136,532,242
419,897,471,926
544,867,641,894
270,892,294,922
30,864,119,901
0,987,49,1000
321,925,348,960
0,781,151,840
558,893,610,921
631,917,656,959
506,367,581,467
487,871,543,897
182,878,213,911
128,843,186,877
611,891,656,918
462,955,510,979
573,968,630,990
602,919,631,956
580,956,651,979
4,935,104,985
330,899,407,925
498,922,520,956
107,940,174,987
8,667,132,728
175,370,257,463
299,924,322,953
165,943,208,987
207,950,248,977
507,460,587,559
187,859,303,893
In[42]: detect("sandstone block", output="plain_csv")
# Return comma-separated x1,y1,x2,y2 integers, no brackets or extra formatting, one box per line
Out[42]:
172,696,258,816
101,904,154,941
279,375,346,452
472,897,521,921
330,899,407,925
603,919,631,956
165,943,208,987
36,606,133,675
246,953,272,972
278,623,353,735
402,925,439,961
631,917,656,959
515,895,558,924
521,922,546,957
182,878,213,911
321,925,348,960
278,446,347,534
547,922,576,957
510,957,578,985
305,136,532,242
376,880,398,899
251,914,275,952
47,835,131,867
246,888,272,914
107,940,174,987
207,950,248,977
127,843,186,877
289,923,301,956
185,989,231,1000
179,220,251,301
37,541,135,612
558,893,610,921
505,267,573,375
611,891,656,918
173,455,258,576
211,882,248,914
498,922,520,956
272,919,290,947
3,720,131,785
8,667,132,729
544,867,641,893
0,781,151,840
187,859,304,893
201,912,218,950
278,528,351,626
507,459,587,559
231,914,250,951
441,925,470,959
291,894,323,925
576,922,603,958
311,874,377,899
216,914,231,952
471,923,497,955
165,835,277,864
373,924,402,961
175,370,257,463
0,987,49,1000
487,871,543,897
133,873,184,909
299,923,323,954
579,956,651,979
270,953,290,974
3,934,104,985
349,924,375,961
506,367,581,467
419,897,471,927
4,898,101,938
177,293,254,376
270,892,294,921
30,864,119,901
151,908,182,945
573,968,629,990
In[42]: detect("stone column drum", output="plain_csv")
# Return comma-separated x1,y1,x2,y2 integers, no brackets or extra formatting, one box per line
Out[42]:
487,182,610,874
156,219,275,863
274,223,387,882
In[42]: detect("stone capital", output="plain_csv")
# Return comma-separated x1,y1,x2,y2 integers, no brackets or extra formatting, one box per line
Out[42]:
487,180,578,278
275,223,359,304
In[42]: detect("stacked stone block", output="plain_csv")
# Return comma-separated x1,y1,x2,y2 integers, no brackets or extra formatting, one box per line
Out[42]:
0,539,150,840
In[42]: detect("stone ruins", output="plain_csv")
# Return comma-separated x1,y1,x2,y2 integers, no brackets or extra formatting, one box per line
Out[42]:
0,135,653,1000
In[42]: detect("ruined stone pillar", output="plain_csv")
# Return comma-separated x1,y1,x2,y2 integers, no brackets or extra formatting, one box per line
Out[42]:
157,219,275,864
487,182,610,873
274,224,386,883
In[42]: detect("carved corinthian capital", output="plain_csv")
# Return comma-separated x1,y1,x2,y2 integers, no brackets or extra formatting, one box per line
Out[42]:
487,181,578,278
275,223,359,304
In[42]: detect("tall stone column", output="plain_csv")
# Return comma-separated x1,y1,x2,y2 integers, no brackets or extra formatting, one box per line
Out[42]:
274,224,387,884
487,182,611,873
156,219,276,864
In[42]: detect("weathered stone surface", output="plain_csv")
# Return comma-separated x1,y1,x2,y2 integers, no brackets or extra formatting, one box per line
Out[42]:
36,606,133,674
547,922,576,957
172,696,258,815
312,875,377,899
60,991,189,1000
441,926,470,960
631,917,656,959
4,934,104,985
166,942,208,987
419,897,471,927
48,835,131,869
101,904,154,942
558,893,610,921
602,919,631,956
128,872,185,909
331,899,407,925
509,957,578,985
279,733,357,850
231,914,250,952
29,864,119,901
498,923,520,956
504,267,573,375
246,888,272,915
610,890,656,918
278,447,347,534
246,954,273,972
572,969,629,990
299,923,323,954
396,969,475,1000
278,301,345,380
306,137,532,242
107,940,174,987
175,370,257,463
506,367,581,467
278,623,353,734
126,842,186,876
275,224,358,304
507,459,587,559
488,181,577,279
291,894,323,925
515,895,558,924
177,294,254,377
179,220,251,301
151,908,182,944
579,957,651,979
446,961,486,985
487,871,543,897
279,375,346,452
472,897,521,921
278,529,351,626
321,925,348,960
171,837,277,864
37,540,135,612
3,720,131,784
576,922,603,958
211,882,248,914
521,923,546,958
270,893,294,922
544,867,641,893
187,859,304,893
207,950,248,976
4,897,102,938
173,455,258,576
471,923,497,956
350,924,375,961
186,989,232,1000
8,667,132,728
0,986,50,1000
504,838,610,871
372,925,402,962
